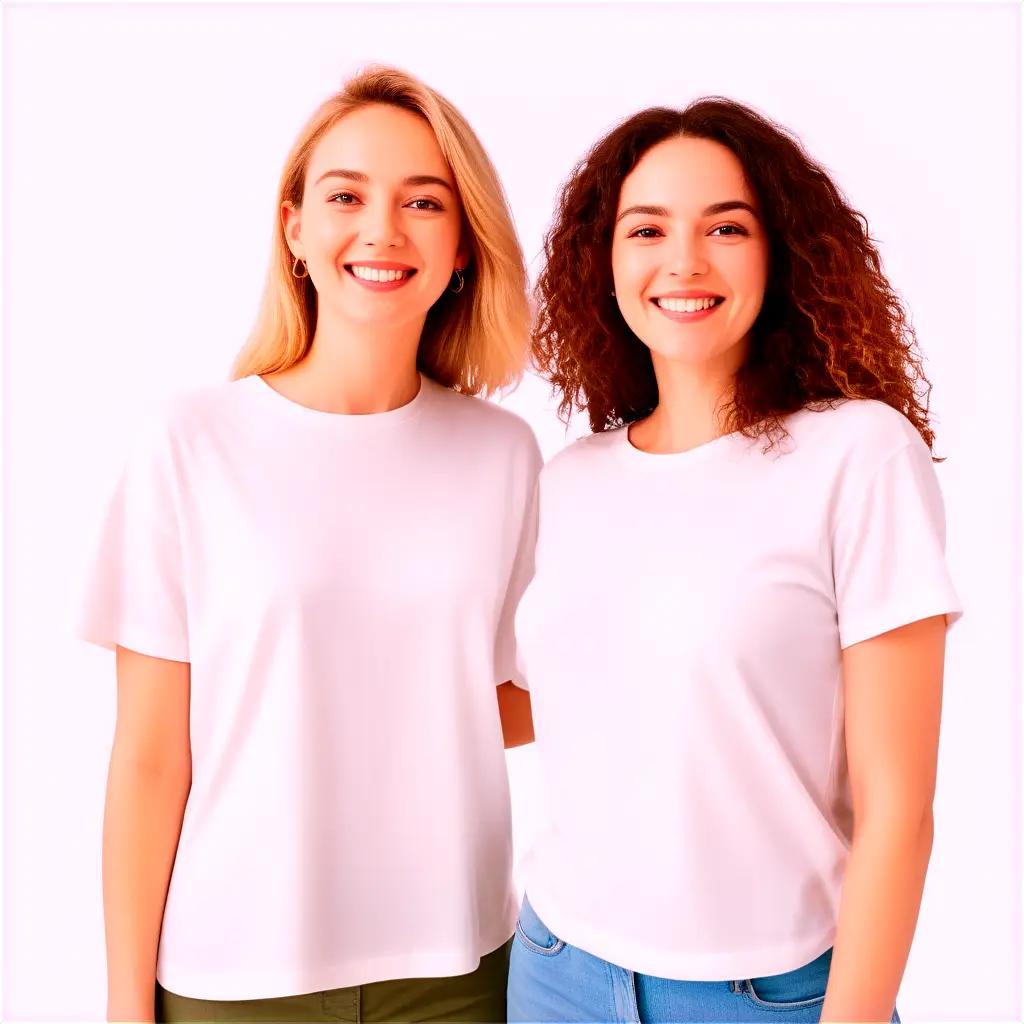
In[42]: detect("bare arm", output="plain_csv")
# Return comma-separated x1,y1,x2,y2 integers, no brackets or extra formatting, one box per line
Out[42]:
104,646,192,1022
496,682,535,748
820,614,946,1024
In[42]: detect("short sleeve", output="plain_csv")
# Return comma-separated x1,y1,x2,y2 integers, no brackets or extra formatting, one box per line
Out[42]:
74,413,190,662
832,438,962,649
494,440,543,689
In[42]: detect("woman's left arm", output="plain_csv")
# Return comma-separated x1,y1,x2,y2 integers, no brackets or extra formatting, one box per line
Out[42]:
820,613,947,1024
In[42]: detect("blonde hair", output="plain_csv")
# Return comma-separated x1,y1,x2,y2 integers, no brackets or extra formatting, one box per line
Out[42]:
231,66,530,395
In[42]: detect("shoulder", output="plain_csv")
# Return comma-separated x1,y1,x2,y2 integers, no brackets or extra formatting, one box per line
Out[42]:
786,400,940,527
788,398,929,467
147,376,268,440
162,377,253,430
427,379,541,461
540,426,622,484
125,378,250,468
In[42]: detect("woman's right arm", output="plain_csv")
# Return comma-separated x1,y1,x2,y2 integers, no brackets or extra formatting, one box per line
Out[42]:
103,646,191,1023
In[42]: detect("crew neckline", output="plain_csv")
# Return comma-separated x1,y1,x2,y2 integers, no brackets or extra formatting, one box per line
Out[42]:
616,420,746,465
244,372,434,432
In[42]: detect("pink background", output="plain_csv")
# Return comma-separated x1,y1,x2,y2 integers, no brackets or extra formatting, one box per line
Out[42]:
3,2,1020,1020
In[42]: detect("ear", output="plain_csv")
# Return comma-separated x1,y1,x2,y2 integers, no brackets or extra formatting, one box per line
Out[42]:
281,200,305,259
455,236,471,273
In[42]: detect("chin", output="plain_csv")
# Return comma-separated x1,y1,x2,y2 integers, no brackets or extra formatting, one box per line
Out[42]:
335,299,423,326
646,337,723,363
646,326,750,367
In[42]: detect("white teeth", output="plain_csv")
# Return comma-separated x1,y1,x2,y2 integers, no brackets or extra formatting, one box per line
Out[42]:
656,296,719,313
350,265,409,282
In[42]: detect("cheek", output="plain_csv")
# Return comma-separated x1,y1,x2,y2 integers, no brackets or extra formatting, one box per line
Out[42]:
307,212,349,252
611,245,650,297
750,241,771,289
725,246,769,302
413,223,460,271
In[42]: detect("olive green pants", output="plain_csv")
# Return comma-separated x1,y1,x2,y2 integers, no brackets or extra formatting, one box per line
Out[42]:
155,937,513,1023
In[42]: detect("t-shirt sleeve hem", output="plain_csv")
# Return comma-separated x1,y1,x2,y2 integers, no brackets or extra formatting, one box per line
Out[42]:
839,592,963,650
77,622,190,664
494,660,530,689
499,675,530,691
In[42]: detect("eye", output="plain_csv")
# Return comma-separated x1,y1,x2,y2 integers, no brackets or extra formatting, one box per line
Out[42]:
710,223,748,237
407,197,444,211
627,226,663,239
328,191,361,206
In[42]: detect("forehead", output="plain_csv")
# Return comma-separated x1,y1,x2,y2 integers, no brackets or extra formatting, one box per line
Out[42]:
618,136,754,210
306,103,451,183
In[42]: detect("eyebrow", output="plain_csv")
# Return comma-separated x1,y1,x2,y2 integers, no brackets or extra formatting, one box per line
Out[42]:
313,168,455,193
615,199,757,224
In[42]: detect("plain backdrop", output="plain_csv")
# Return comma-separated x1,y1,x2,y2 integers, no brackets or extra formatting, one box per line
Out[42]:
3,2,1021,1021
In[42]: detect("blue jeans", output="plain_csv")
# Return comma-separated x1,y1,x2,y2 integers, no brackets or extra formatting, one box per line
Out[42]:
508,894,901,1023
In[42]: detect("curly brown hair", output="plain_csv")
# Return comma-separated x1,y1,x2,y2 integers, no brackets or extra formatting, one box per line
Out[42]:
532,98,937,454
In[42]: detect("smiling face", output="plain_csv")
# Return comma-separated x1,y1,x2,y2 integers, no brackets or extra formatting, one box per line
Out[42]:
282,102,469,330
611,135,770,375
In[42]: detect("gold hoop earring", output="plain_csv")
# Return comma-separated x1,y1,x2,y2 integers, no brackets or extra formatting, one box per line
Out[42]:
449,268,465,294
291,257,308,280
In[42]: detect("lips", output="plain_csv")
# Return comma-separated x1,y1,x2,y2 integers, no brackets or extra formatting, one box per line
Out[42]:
343,263,418,292
651,295,724,313
345,261,416,271
345,263,417,282
651,296,725,323
653,291,723,299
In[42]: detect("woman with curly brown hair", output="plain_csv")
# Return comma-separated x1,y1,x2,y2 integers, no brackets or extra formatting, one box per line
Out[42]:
506,100,961,1023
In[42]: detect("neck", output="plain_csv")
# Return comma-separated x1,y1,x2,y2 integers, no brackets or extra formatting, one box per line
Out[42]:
633,343,746,454
269,305,426,415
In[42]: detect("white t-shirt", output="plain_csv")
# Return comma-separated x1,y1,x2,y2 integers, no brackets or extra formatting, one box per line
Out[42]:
76,372,542,1000
513,398,961,981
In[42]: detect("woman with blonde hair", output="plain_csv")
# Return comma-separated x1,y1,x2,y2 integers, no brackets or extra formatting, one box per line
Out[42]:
77,65,539,1023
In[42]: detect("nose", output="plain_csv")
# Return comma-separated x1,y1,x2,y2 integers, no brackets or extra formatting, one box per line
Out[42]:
665,234,710,278
359,203,406,250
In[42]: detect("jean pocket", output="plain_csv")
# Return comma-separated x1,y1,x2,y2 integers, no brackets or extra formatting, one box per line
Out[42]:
739,947,832,1010
515,894,566,957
